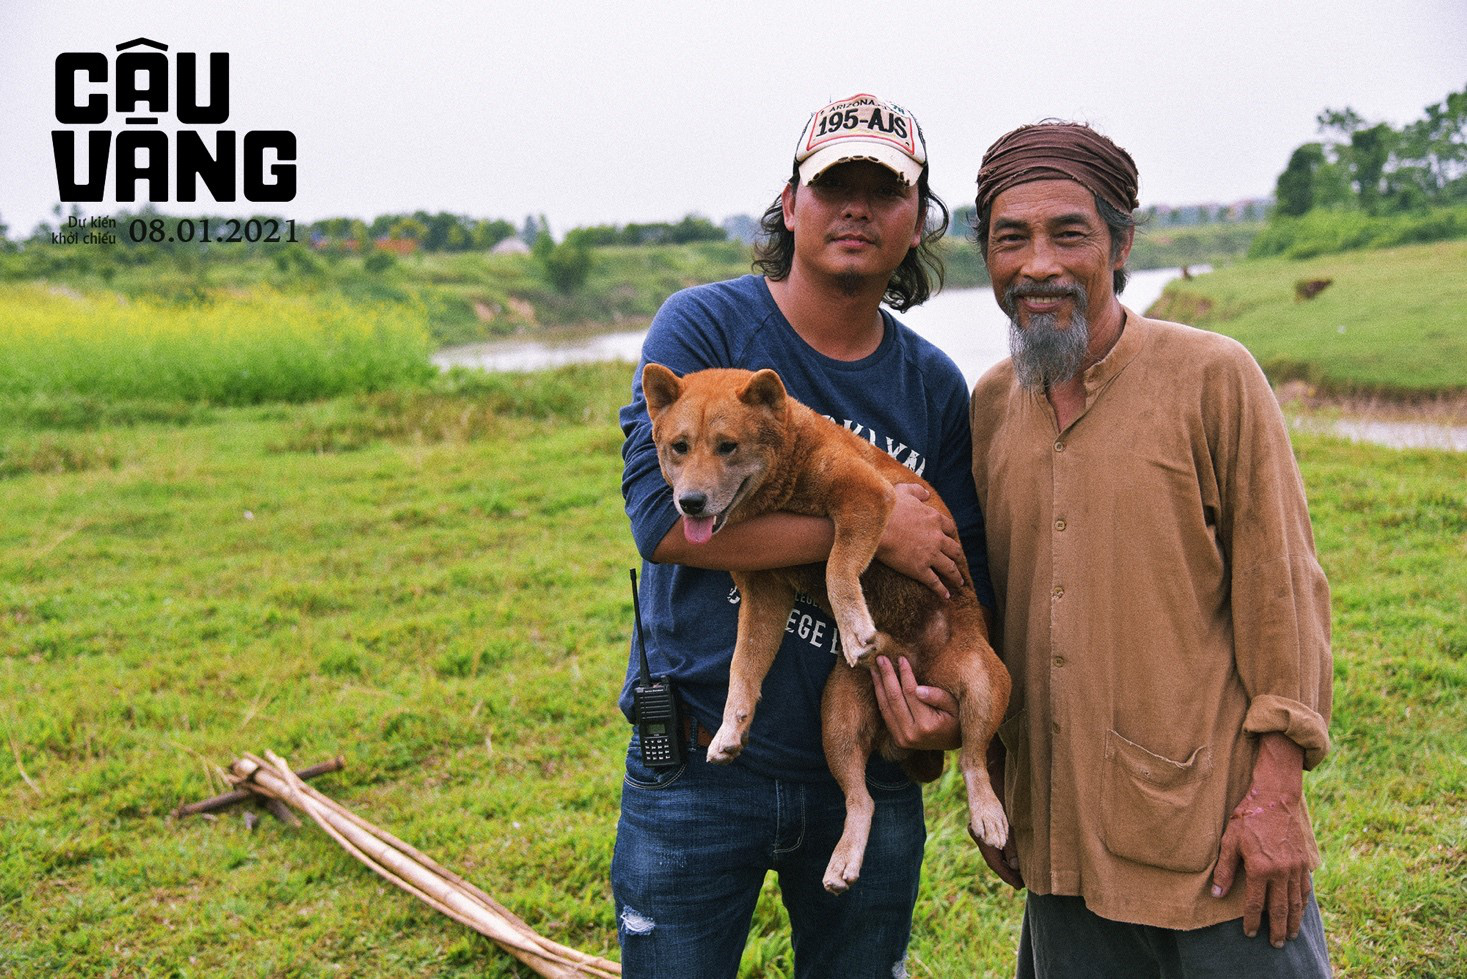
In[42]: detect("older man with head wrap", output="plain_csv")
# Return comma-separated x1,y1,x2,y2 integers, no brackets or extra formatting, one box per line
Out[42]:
883,121,1335,976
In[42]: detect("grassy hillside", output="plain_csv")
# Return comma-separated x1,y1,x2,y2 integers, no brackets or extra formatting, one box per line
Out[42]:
0,240,756,349
2,218,1266,350
1148,239,1467,397
1,364,1462,977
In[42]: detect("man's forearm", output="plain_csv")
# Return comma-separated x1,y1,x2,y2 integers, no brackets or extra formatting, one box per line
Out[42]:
651,513,835,571
1249,732,1305,801
650,486,968,598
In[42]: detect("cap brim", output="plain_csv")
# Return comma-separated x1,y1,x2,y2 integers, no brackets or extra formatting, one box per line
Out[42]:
798,143,923,187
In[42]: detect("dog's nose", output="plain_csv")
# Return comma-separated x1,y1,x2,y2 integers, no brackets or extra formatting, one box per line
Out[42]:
679,492,708,516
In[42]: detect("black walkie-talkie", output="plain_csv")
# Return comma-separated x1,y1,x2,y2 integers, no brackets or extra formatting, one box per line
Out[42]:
630,568,683,768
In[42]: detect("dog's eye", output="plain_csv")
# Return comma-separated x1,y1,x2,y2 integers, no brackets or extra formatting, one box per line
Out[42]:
716,441,738,456
670,439,689,455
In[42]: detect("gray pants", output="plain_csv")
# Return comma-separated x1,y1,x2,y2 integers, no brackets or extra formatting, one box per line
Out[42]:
1017,891,1332,979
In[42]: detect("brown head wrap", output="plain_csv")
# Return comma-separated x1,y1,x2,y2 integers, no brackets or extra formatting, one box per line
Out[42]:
975,122,1139,219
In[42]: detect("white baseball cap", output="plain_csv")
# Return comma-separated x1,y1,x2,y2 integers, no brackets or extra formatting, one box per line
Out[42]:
794,93,927,187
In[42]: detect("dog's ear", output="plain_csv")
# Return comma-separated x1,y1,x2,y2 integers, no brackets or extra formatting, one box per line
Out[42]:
739,369,786,414
642,363,682,419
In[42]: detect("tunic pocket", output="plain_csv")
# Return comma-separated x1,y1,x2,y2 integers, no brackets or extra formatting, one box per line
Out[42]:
996,710,1031,836
1099,730,1219,873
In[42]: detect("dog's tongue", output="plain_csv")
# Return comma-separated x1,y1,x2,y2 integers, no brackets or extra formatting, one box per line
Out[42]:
683,515,716,545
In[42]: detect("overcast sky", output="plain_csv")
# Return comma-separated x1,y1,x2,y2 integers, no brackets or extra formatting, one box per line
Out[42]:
2,0,1463,237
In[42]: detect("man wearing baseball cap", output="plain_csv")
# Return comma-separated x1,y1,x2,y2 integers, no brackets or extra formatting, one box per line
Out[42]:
613,94,997,978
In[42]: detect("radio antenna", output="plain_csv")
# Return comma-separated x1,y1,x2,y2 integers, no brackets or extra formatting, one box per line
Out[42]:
630,568,653,686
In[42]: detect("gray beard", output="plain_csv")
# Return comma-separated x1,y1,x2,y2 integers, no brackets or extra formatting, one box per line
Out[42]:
1004,283,1091,391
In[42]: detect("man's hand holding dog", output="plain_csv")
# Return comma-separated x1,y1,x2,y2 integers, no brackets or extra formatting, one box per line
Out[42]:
877,483,966,599
872,655,960,751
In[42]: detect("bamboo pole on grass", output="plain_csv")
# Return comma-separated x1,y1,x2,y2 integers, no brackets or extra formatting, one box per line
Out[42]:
173,756,344,819
231,751,620,978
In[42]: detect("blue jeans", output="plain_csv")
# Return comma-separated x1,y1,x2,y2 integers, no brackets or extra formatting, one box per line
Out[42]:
611,731,925,979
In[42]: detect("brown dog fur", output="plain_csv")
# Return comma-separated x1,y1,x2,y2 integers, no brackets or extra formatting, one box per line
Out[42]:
642,363,1010,894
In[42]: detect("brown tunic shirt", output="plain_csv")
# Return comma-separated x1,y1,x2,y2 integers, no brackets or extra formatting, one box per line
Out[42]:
970,309,1332,930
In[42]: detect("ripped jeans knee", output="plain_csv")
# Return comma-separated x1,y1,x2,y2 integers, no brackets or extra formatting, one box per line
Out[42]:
619,906,655,937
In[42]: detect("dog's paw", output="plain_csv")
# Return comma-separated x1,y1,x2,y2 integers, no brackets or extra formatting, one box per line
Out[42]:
838,628,880,668
968,800,1009,850
706,725,746,764
822,847,863,894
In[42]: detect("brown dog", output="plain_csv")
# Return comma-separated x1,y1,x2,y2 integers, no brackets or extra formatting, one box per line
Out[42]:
642,363,1010,893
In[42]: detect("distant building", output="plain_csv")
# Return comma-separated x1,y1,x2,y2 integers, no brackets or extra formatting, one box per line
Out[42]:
309,231,362,252
491,237,531,255
1146,197,1273,225
373,236,419,255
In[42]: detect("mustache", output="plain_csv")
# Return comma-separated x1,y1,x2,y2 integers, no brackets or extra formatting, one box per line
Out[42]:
1001,281,1082,313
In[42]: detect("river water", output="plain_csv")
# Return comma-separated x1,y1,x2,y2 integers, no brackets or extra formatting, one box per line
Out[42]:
433,267,1182,385
434,267,1464,452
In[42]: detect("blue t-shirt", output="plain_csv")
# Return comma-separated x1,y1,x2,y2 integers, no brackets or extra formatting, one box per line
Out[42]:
619,274,995,780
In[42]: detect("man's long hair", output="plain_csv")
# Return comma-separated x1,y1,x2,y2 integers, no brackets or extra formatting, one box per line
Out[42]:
751,165,949,312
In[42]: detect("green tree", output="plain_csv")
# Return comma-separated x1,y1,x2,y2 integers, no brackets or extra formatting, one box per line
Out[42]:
1275,144,1325,217
473,219,516,249
1276,88,1467,217
531,223,554,261
1315,106,1367,143
538,230,593,293
387,217,427,243
1349,123,1394,214
665,215,726,244
1389,86,1467,208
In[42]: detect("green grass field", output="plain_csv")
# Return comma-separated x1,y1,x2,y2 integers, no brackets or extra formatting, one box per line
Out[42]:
1149,239,1467,397
1,363,1462,977
0,284,436,405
